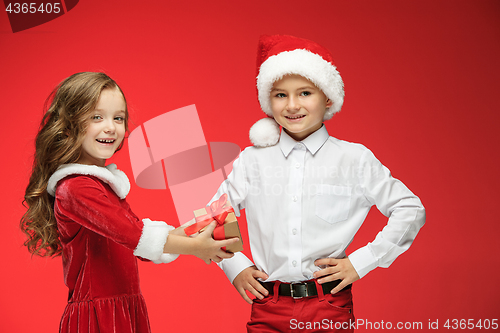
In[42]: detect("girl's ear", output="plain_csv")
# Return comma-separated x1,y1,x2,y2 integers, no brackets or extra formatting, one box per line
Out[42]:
326,98,333,108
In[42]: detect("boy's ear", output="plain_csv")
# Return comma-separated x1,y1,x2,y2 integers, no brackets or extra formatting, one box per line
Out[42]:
326,98,333,108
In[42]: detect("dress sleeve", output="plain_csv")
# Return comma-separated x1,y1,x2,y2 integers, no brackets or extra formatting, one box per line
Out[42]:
55,176,178,263
348,149,426,278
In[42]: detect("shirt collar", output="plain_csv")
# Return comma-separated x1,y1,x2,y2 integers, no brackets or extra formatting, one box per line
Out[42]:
279,125,330,157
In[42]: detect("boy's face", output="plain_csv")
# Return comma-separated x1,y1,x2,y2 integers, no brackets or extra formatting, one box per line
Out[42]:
270,74,332,141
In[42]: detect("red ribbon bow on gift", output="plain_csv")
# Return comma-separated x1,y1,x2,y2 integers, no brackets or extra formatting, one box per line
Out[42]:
184,194,234,243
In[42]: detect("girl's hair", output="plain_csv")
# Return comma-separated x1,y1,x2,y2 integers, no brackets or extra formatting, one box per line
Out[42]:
20,72,129,257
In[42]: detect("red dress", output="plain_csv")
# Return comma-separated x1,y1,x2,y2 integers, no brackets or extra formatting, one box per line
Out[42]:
50,164,165,333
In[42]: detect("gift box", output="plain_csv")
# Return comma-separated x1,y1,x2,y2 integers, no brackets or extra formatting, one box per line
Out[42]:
183,194,243,253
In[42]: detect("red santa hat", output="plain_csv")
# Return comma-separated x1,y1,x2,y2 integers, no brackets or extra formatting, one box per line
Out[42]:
249,35,345,147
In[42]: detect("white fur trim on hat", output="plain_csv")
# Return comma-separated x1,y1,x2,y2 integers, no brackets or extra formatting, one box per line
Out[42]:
134,218,179,263
249,117,281,147
257,48,344,121
47,163,130,199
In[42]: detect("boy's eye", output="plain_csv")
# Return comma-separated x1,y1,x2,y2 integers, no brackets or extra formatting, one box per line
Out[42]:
275,93,287,98
300,91,311,96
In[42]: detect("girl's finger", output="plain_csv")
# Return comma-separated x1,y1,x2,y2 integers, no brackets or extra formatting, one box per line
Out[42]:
200,221,216,236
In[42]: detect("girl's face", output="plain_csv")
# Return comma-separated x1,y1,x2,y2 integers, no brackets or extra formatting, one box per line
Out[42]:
77,88,126,167
270,74,332,141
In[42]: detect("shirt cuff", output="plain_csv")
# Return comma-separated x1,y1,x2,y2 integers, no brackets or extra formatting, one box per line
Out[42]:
348,246,379,279
217,252,254,283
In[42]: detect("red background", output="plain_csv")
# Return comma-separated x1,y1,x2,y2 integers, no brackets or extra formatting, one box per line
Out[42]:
1,0,499,332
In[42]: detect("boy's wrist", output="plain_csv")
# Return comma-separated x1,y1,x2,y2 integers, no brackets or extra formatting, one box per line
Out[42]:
348,248,378,279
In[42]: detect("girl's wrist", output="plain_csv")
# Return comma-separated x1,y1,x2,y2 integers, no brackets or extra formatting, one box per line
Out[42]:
163,233,198,256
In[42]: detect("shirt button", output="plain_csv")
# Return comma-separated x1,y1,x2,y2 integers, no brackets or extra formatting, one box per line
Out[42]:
292,228,297,235
292,196,298,202
292,260,297,267
295,163,300,169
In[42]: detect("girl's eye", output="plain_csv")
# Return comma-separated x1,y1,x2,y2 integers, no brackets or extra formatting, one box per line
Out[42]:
92,115,102,120
115,116,124,122
275,93,287,98
300,91,311,96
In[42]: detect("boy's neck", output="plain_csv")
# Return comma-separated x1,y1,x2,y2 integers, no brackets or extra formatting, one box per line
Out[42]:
283,123,324,142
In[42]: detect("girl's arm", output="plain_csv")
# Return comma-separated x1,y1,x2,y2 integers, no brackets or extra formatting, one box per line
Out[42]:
56,175,236,263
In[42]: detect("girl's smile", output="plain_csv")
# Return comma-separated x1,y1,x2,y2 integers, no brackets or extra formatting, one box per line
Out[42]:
96,138,116,144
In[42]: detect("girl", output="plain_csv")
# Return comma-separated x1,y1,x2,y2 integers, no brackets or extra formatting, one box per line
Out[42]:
20,72,237,333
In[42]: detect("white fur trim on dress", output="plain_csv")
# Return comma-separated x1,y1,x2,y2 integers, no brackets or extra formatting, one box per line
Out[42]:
47,163,130,199
257,49,344,120
249,117,281,147
134,218,179,263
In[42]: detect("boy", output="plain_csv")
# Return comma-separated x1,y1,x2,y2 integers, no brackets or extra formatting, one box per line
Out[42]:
212,35,425,332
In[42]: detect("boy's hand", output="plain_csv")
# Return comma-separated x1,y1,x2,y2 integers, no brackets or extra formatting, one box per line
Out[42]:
233,266,269,304
313,257,360,294
193,221,239,264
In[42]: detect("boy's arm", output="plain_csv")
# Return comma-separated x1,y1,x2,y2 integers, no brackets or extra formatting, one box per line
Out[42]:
217,251,255,282
315,148,425,290
205,149,268,303
207,150,262,300
348,149,426,278
232,266,269,304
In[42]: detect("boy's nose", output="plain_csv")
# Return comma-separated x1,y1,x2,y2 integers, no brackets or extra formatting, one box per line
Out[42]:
287,96,300,111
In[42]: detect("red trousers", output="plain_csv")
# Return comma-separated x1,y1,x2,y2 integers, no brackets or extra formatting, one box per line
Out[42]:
247,281,354,333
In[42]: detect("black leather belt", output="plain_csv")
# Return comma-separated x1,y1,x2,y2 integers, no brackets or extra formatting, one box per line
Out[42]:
260,280,341,298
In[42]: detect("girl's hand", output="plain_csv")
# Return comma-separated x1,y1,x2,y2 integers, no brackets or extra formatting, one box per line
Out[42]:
233,266,269,304
192,221,239,264
313,257,360,294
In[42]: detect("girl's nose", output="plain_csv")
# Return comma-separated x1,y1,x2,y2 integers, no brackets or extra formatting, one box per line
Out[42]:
104,120,116,133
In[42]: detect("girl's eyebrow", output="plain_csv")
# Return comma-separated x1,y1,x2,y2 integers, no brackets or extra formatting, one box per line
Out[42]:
93,108,126,113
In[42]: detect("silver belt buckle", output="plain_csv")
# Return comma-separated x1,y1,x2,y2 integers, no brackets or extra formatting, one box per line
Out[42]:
290,282,308,299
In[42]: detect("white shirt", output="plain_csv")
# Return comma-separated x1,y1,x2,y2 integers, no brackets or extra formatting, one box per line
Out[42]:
213,126,425,283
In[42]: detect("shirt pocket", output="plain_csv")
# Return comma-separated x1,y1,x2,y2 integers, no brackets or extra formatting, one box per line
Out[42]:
315,185,352,224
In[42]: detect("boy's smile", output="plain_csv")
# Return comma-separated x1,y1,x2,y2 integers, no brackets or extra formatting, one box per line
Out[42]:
270,74,332,141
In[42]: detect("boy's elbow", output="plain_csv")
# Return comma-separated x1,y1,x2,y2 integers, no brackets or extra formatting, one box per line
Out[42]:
416,205,426,228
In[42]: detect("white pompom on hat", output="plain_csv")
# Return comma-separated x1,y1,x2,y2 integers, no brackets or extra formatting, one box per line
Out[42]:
250,34,345,147
249,117,281,148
